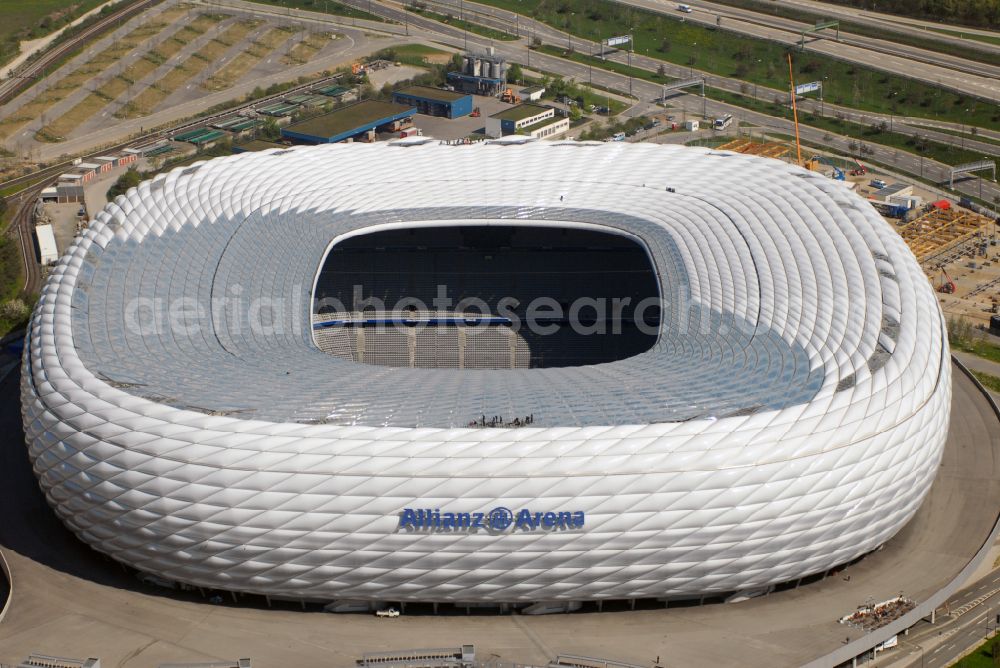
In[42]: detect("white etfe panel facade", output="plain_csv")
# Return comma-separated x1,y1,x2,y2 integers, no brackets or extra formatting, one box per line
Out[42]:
22,142,950,603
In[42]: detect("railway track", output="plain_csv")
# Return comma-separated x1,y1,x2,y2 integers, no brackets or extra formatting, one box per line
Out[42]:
0,0,163,107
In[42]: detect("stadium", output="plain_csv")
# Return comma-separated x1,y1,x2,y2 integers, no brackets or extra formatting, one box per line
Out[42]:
21,140,950,606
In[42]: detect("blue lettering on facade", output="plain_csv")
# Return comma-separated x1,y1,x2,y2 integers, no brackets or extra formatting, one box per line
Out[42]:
398,506,586,532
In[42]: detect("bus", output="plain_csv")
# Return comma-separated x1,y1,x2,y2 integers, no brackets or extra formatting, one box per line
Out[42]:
713,114,733,130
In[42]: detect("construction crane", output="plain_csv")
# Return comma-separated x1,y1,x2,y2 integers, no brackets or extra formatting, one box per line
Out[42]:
936,268,956,294
787,53,803,166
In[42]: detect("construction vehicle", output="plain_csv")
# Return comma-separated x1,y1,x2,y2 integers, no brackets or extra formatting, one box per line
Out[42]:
500,88,521,104
811,156,845,181
850,159,868,176
936,268,956,294
471,107,481,118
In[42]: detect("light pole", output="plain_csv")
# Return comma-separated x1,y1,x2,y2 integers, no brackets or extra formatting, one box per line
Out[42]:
627,32,632,98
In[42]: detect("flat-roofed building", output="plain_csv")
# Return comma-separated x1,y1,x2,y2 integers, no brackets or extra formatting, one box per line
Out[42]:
281,100,416,144
392,86,473,119
485,103,559,138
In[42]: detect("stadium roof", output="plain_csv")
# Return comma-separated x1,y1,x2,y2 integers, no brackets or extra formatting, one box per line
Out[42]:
57,141,935,429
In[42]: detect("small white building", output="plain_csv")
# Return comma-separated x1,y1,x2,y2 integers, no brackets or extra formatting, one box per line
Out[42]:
36,224,58,264
521,115,570,140
520,85,545,102
486,103,563,138
684,119,700,131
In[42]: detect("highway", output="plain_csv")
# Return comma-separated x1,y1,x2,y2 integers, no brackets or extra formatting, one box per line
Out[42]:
778,0,1000,46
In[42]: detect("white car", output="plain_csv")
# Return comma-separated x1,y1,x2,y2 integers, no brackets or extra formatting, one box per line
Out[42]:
376,608,400,618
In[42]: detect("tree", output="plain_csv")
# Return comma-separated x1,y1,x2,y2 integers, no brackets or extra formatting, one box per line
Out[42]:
657,63,666,77
658,38,671,53
106,168,143,201
507,62,523,84
261,117,281,140
569,106,582,122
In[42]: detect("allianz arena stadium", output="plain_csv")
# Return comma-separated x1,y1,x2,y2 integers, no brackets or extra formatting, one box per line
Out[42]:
21,140,951,605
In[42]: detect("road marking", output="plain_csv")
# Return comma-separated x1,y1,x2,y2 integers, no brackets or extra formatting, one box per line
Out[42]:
950,586,1000,618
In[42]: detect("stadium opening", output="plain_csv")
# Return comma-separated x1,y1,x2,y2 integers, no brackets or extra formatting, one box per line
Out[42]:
311,225,661,369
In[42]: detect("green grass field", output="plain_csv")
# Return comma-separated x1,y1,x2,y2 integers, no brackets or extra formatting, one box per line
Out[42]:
372,43,451,68
476,0,1000,130
953,634,1000,667
405,6,517,41
0,0,111,68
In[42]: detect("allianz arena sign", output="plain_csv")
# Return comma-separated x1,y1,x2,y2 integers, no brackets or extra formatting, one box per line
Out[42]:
399,507,587,532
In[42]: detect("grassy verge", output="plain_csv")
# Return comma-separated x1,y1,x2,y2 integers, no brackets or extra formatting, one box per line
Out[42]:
950,317,1000,365
906,124,1000,150
534,44,674,84
404,5,517,41
253,0,385,22
927,27,1000,47
0,231,30,339
704,0,1000,67
472,0,1000,130
973,371,1000,394
953,634,1000,666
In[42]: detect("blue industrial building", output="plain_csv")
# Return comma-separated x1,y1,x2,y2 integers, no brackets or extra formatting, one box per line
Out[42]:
391,86,474,119
281,101,416,144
